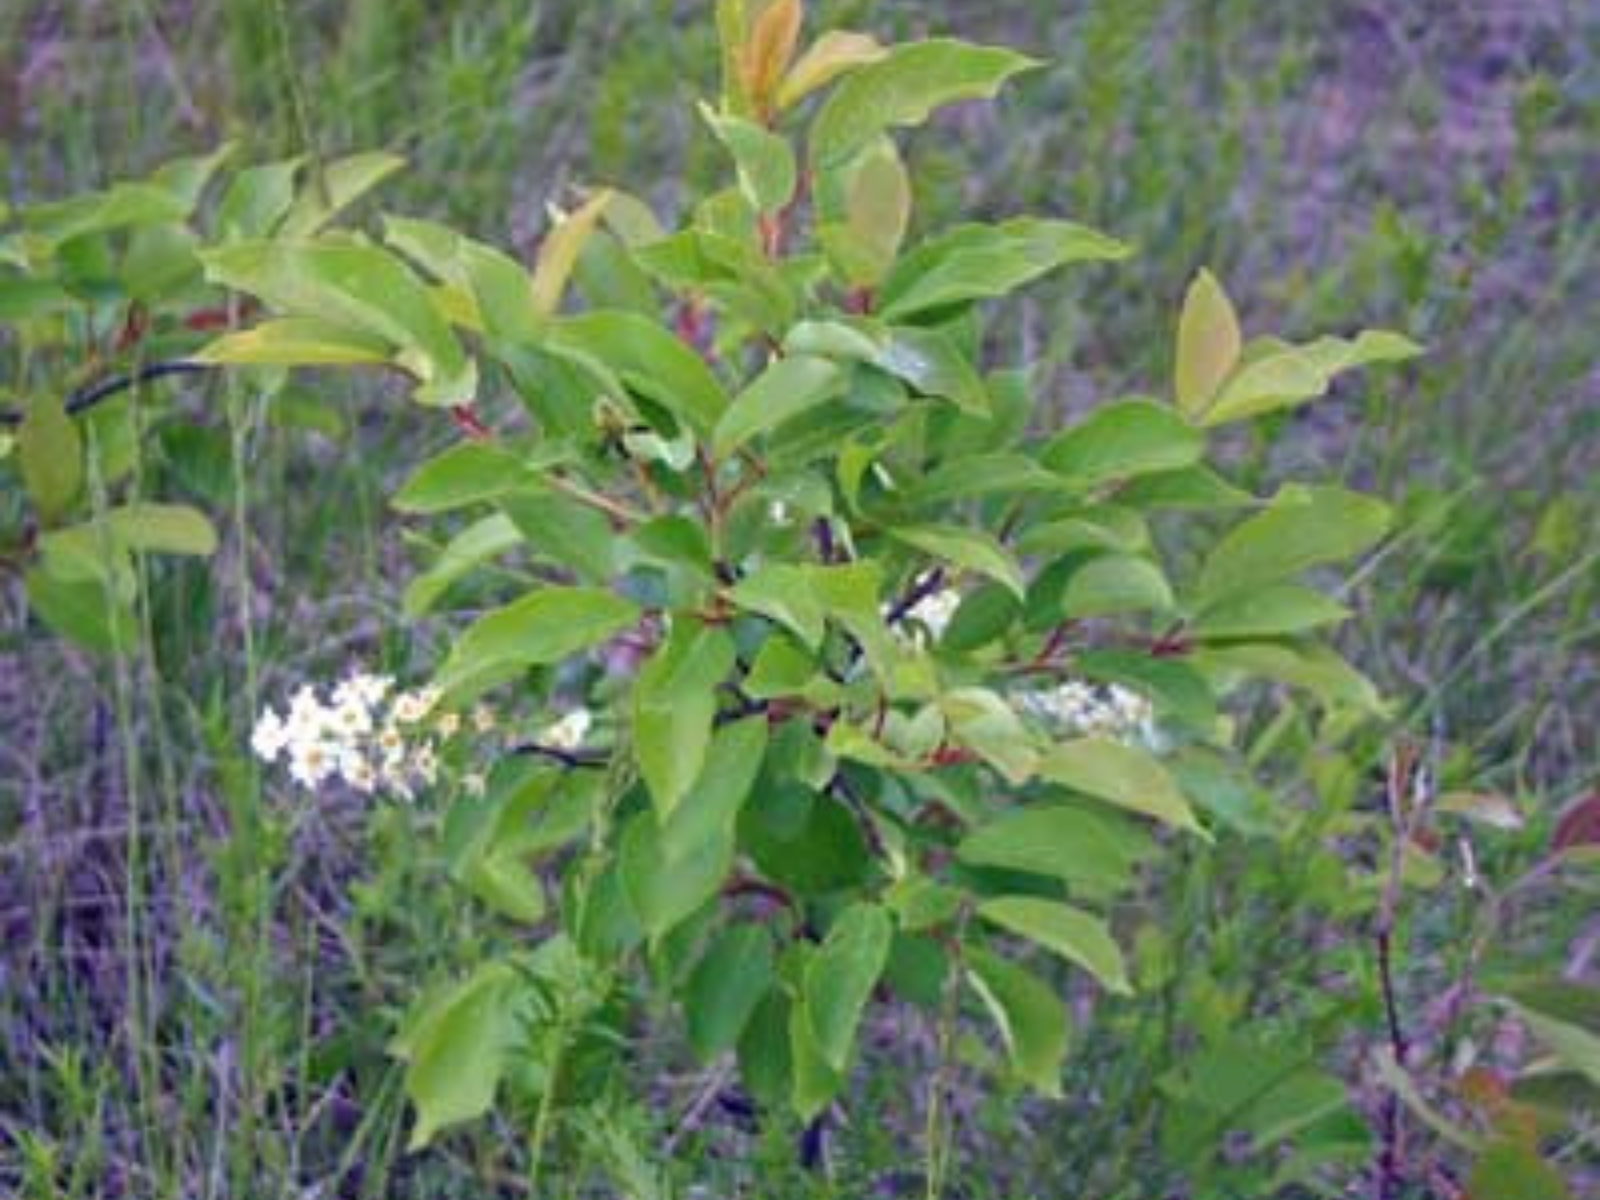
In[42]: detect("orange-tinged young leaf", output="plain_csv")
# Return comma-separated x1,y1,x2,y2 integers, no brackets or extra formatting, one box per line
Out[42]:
1174,268,1241,417
776,31,888,111
531,189,613,317
741,0,804,115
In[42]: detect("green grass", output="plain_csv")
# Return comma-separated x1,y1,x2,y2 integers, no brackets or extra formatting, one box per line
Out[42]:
2,0,1597,1195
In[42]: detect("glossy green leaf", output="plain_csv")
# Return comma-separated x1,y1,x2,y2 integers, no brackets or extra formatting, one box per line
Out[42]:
1038,737,1205,836
403,514,522,616
193,317,393,367
107,503,218,556
810,40,1041,168
548,311,729,435
687,925,775,1060
1174,269,1241,416
276,151,405,240
701,103,797,214
200,239,475,405
384,214,540,342
1058,554,1173,619
777,30,888,110
959,803,1153,893
730,563,826,648
880,218,1129,321
873,327,986,413
977,896,1130,995
713,354,847,457
966,946,1070,1095
392,443,531,514
18,394,82,523
634,620,737,820
25,567,137,654
393,962,524,1150
1196,485,1390,604
804,903,894,1071
1041,399,1203,487
1192,581,1350,640
437,586,640,692
1200,348,1326,426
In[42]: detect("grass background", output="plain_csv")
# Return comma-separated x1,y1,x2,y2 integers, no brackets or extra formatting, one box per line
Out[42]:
2,0,1597,1195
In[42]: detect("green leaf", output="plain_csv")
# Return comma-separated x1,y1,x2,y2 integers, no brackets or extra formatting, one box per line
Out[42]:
1200,348,1326,426
393,962,524,1150
713,354,848,457
403,514,522,617
789,986,845,1120
804,903,894,1071
1192,581,1350,640
873,327,986,413
618,809,730,940
977,896,1130,995
216,156,302,239
548,311,730,435
1466,1142,1573,1200
1058,554,1174,619
532,190,615,317
1193,641,1386,715
392,443,531,514
966,946,1070,1095
634,620,737,820
437,586,640,693
880,218,1130,321
959,803,1153,893
1298,330,1424,376
200,239,475,405
777,31,888,110
1174,269,1241,416
1037,737,1205,836
1041,399,1203,487
1196,485,1391,604
730,563,826,648
819,139,911,287
660,716,770,858
908,453,1063,507
106,503,218,556
1115,465,1254,510
700,103,797,214
1502,980,1600,1087
810,40,1041,168
25,566,137,654
941,687,1039,783
384,214,541,342
192,317,393,367
687,925,775,1061
17,394,82,523
890,524,1025,598
277,150,406,240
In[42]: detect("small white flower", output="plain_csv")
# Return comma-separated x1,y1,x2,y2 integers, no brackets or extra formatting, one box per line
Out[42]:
768,499,792,526
541,708,593,751
411,743,439,786
435,711,461,738
461,772,487,798
251,708,289,763
289,740,337,788
391,690,429,724
471,704,497,734
339,749,378,794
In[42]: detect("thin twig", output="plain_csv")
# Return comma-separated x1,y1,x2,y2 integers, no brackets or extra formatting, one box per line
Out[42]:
0,361,214,427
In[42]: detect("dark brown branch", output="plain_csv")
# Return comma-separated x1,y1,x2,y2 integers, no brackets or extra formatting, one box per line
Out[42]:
0,360,214,427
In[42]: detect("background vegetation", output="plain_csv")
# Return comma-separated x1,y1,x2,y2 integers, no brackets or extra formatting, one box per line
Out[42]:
2,0,1596,1195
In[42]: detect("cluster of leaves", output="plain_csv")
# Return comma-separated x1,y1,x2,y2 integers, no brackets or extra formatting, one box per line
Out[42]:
182,0,1429,1158
0,143,405,649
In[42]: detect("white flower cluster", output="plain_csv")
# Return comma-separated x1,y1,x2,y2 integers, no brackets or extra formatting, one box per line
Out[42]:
890,587,962,649
251,672,463,800
1012,680,1159,746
